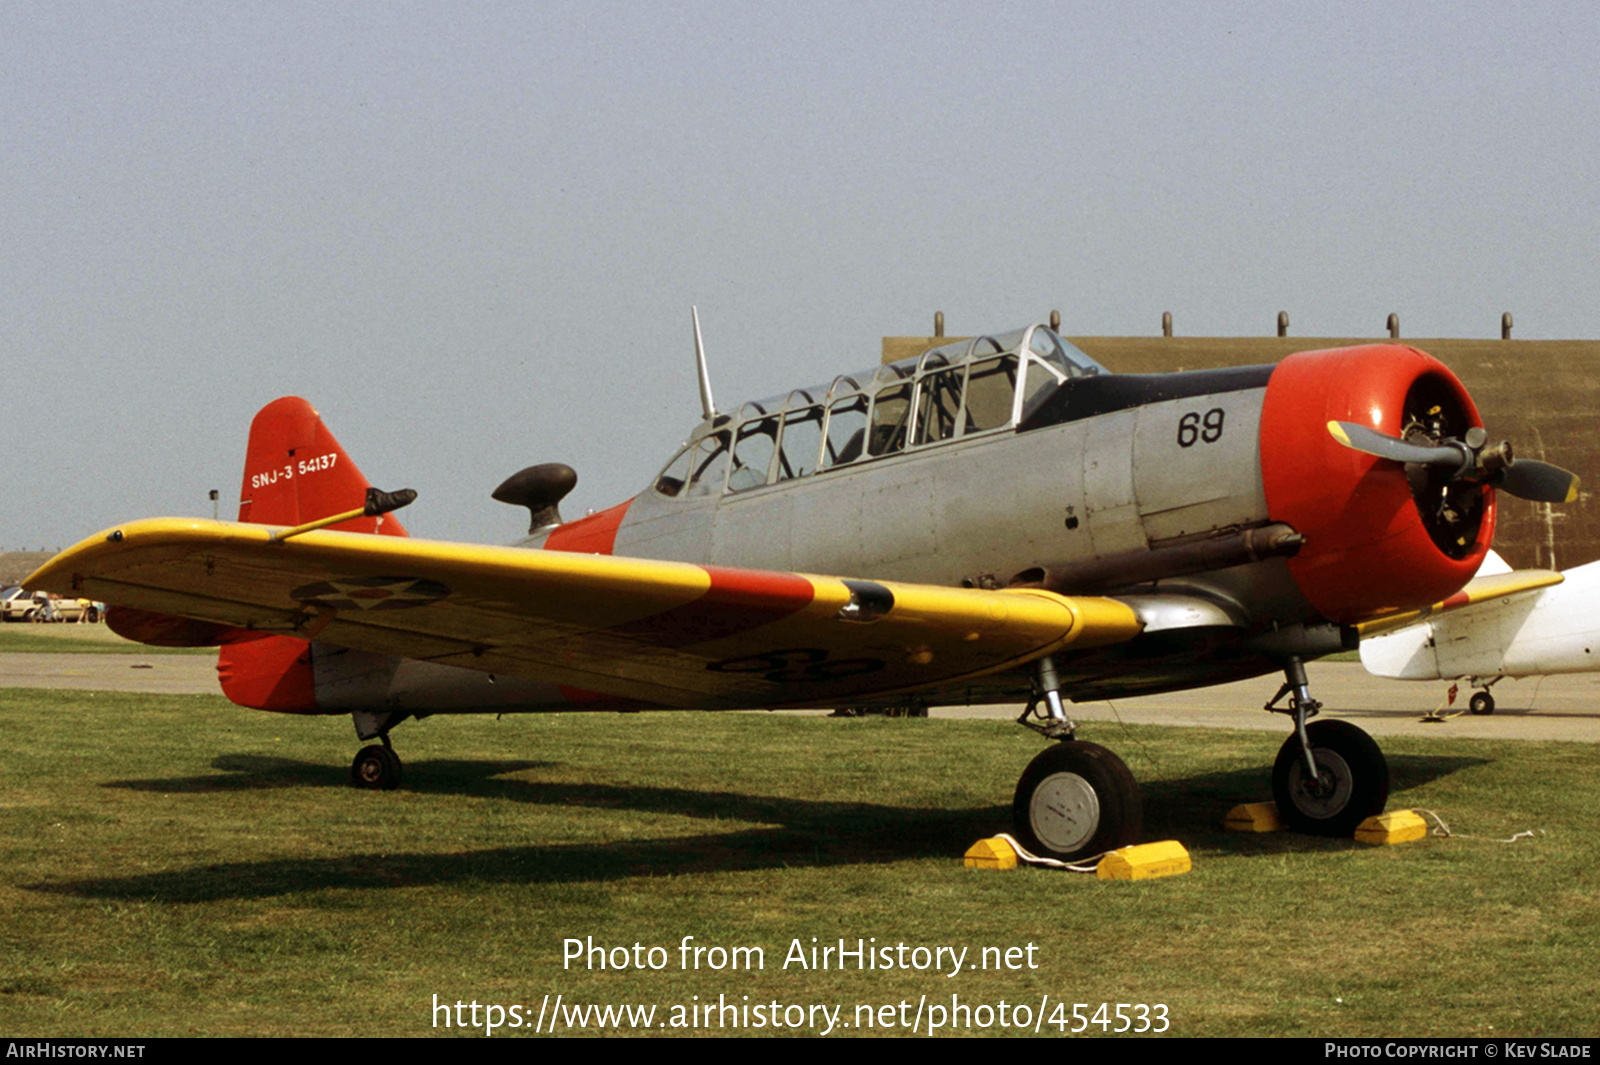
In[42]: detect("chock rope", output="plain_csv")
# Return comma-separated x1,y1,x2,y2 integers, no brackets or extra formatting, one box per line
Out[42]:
1422,685,1465,723
992,833,1108,874
1415,808,1538,844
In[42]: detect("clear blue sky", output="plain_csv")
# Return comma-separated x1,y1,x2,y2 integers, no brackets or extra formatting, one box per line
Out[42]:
5,1,1597,550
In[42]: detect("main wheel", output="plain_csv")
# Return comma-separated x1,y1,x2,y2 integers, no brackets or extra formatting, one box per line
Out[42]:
1271,720,1388,836
350,744,402,790
1012,741,1142,862
1469,691,1495,715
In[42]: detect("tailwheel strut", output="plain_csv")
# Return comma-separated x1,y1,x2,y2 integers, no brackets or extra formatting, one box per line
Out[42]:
349,709,407,790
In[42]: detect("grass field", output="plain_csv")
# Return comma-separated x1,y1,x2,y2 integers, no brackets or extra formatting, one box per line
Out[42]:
1,687,1596,1037
0,623,212,655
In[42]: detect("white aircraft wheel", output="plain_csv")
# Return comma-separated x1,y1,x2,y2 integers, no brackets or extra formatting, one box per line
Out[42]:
1271,720,1388,837
1469,691,1495,715
350,744,402,790
1012,741,1142,862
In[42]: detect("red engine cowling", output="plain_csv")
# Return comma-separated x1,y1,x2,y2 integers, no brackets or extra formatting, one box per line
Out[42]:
1259,344,1495,623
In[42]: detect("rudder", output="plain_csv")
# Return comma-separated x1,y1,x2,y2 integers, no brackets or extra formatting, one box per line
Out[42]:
220,396,406,713
238,396,409,536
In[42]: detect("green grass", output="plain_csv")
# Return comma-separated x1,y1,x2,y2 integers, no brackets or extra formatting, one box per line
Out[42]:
0,688,1595,1037
0,625,212,654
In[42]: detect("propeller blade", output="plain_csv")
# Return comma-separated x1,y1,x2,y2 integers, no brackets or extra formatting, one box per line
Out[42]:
1327,422,1578,502
1497,461,1581,504
1327,421,1467,468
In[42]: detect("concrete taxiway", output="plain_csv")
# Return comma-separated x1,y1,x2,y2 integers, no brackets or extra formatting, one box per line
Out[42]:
946,662,1600,742
1,652,218,696
4,652,1597,741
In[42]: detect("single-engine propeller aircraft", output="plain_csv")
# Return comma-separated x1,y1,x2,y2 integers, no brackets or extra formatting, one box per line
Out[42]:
27,318,1580,861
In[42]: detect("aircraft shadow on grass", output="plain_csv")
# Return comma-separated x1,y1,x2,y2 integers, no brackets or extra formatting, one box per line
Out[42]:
102,754,559,792
39,750,1491,903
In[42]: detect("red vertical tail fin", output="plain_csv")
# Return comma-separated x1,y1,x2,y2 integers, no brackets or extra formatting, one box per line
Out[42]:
220,397,404,713
238,396,409,537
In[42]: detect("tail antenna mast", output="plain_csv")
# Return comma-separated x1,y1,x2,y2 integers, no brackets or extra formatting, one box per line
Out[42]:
692,305,717,421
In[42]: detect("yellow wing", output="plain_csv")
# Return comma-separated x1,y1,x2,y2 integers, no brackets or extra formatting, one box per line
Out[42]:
1356,567,1565,639
27,518,1144,710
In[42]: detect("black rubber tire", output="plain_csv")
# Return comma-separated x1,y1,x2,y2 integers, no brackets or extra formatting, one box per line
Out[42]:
1469,691,1495,715
1271,720,1388,836
1012,741,1142,862
350,744,402,790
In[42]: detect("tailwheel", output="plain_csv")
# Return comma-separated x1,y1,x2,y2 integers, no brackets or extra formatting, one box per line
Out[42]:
1271,720,1388,836
1012,741,1142,863
350,744,403,790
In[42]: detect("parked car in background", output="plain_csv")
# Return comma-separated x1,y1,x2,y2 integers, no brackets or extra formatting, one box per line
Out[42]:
0,587,34,621
1,589,101,622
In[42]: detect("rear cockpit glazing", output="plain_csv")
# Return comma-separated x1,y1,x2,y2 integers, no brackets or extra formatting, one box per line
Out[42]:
652,324,1103,498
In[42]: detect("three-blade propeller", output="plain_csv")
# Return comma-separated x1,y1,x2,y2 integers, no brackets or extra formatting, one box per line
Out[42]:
1328,421,1580,504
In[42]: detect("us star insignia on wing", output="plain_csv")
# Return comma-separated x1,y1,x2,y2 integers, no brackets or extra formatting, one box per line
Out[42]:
291,576,450,610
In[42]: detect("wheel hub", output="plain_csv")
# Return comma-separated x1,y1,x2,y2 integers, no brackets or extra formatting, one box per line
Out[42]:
1029,771,1101,854
1286,749,1353,818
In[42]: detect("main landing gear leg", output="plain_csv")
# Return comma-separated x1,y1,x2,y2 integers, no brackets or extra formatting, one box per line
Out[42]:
349,709,408,790
1467,676,1502,715
1265,656,1389,836
1264,655,1323,780
1011,656,1143,863
1016,655,1075,740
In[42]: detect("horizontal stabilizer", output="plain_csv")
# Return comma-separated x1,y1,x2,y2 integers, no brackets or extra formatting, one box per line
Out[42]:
105,605,249,648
